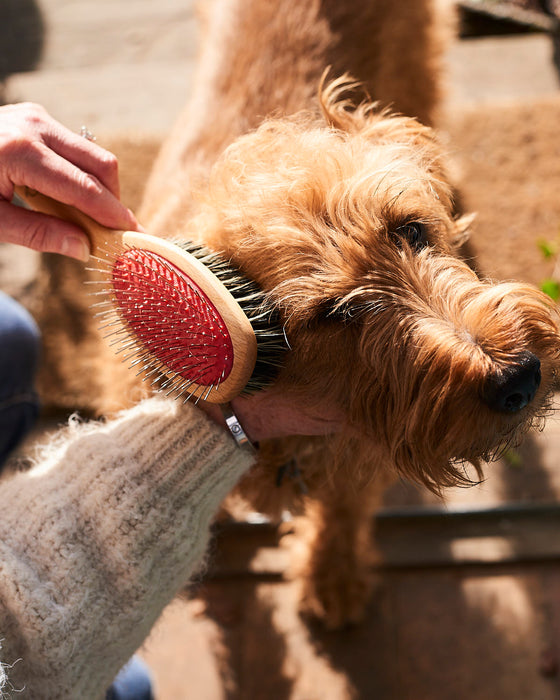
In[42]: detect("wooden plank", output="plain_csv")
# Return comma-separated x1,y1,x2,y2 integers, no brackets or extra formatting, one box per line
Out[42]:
376,503,560,567
459,0,559,33
208,504,560,578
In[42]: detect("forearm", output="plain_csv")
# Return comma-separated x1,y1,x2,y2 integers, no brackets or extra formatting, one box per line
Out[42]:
0,397,254,699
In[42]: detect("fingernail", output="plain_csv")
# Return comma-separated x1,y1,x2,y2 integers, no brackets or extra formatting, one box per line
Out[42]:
61,236,91,262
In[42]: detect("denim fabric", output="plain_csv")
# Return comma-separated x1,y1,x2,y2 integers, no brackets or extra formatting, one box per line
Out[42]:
0,291,41,467
106,656,154,700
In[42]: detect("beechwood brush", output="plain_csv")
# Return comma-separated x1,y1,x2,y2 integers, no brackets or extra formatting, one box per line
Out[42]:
14,186,287,403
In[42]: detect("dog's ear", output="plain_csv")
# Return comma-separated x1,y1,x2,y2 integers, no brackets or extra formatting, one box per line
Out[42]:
451,212,476,248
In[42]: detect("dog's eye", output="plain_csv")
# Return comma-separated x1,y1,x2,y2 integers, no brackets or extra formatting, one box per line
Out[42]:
395,222,427,251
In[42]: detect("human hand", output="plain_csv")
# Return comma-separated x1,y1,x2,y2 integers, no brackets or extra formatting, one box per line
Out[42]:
0,102,140,261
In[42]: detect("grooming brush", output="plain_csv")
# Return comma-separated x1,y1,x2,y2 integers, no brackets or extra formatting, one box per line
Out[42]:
14,186,287,403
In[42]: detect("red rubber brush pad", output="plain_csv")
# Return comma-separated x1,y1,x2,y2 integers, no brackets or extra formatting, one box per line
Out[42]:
111,248,234,387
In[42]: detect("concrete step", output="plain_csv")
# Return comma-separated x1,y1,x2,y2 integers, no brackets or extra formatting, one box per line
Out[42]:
4,62,193,133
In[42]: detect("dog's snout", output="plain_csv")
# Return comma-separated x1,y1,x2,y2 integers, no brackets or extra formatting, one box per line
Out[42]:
482,352,541,414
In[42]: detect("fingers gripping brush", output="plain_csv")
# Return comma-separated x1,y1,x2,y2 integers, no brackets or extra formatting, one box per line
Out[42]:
14,186,287,403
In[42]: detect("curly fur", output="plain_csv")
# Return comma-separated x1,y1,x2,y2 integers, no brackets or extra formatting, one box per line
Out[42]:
33,0,560,628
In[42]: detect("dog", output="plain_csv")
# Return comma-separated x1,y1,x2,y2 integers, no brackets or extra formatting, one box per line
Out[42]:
34,0,560,629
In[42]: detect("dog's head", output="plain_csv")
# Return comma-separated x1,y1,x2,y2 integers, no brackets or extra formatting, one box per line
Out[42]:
188,79,560,491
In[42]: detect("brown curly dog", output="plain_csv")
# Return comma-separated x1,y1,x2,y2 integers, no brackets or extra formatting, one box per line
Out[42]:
34,0,560,628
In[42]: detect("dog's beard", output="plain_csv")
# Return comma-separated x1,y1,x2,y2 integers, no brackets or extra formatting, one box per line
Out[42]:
273,248,560,492
331,250,560,490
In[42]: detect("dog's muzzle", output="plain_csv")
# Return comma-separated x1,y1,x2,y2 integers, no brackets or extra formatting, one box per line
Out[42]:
481,351,541,414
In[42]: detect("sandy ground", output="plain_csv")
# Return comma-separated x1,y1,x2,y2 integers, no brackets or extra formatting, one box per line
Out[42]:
4,2,560,699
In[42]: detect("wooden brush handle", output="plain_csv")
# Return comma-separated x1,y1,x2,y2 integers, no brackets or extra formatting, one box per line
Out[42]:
12,185,125,256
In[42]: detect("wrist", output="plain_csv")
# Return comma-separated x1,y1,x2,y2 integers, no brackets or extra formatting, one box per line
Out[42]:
220,403,257,453
196,399,259,450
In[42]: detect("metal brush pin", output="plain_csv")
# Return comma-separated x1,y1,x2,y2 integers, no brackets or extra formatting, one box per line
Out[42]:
14,186,287,404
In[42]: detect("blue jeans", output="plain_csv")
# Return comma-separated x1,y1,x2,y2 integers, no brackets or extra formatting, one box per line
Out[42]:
0,291,40,466
106,656,154,700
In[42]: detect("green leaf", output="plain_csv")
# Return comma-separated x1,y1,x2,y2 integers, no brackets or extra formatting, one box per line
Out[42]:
503,448,523,469
537,239,558,259
540,278,560,301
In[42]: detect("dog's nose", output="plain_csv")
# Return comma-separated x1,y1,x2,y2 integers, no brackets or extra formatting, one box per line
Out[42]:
482,352,541,414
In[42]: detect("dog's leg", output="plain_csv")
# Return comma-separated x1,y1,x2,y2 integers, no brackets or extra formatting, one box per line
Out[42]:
291,469,394,629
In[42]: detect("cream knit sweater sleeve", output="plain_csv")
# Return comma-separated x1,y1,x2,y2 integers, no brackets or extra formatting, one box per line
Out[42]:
0,397,254,699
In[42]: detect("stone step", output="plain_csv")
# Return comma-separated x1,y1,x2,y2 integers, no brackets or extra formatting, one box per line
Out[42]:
4,62,193,133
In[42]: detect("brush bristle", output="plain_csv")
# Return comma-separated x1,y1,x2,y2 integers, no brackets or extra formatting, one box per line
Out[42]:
90,239,287,400
177,241,288,392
